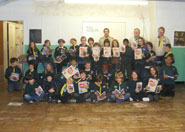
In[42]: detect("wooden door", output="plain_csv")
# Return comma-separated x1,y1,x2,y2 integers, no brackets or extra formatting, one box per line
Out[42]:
0,21,4,82
8,22,16,60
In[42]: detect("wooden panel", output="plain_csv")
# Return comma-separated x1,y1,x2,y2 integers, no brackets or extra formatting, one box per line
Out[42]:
15,23,24,57
0,21,3,65
8,22,16,59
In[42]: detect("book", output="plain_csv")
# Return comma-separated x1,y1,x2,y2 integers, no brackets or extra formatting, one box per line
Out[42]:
54,54,67,64
92,47,100,61
69,49,76,57
28,55,36,61
41,47,53,55
120,45,126,52
134,48,142,60
62,66,76,79
112,47,120,57
147,78,158,92
79,47,87,57
103,47,111,57
115,89,125,100
67,84,74,93
36,86,44,96
78,81,88,94
96,91,106,101
156,85,162,94
10,73,19,81
136,82,142,91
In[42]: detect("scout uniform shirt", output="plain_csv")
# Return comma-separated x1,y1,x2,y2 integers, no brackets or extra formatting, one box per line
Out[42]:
99,36,114,48
5,66,23,83
90,82,108,94
152,35,170,56
110,81,128,93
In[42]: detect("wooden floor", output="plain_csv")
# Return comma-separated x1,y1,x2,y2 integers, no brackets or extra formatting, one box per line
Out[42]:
0,82,185,132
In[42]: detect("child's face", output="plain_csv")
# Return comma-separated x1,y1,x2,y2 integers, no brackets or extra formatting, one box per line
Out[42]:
97,80,102,85
59,42,64,47
85,63,91,69
150,68,156,75
166,57,173,65
132,72,138,80
81,38,86,45
30,42,35,48
29,65,34,70
165,47,171,52
46,65,52,71
80,73,86,79
113,41,118,47
28,79,34,85
12,61,18,67
123,41,128,46
138,39,144,46
88,40,94,45
104,42,110,47
71,60,76,66
147,45,152,51
67,77,73,84
116,77,123,84
103,67,108,74
47,76,52,82
45,42,50,47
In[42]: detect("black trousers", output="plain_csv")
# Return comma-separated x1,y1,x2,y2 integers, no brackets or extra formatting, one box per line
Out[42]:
121,62,132,79
161,84,175,97
130,92,146,101
60,93,73,103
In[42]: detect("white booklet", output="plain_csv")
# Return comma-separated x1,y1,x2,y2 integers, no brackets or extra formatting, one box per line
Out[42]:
10,73,19,81
120,45,126,52
79,47,87,57
136,82,142,91
112,47,120,57
134,48,142,60
92,47,100,61
67,84,74,93
62,65,76,79
103,47,111,57
36,86,44,96
147,78,158,92
78,81,88,94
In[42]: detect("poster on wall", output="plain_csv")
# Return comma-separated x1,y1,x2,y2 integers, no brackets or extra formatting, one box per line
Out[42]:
174,31,185,46
29,29,42,43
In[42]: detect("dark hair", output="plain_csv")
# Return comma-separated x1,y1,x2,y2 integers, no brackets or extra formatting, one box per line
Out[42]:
123,39,129,43
95,74,103,82
147,42,153,49
103,28,110,33
138,37,145,45
27,76,34,81
80,70,86,74
70,57,77,62
28,62,34,66
58,39,65,44
165,43,171,49
93,42,100,47
130,70,138,81
81,36,86,41
158,27,165,33
104,39,110,46
149,66,158,76
44,40,51,46
28,41,38,51
70,38,77,42
88,37,94,43
85,61,91,65
10,57,18,64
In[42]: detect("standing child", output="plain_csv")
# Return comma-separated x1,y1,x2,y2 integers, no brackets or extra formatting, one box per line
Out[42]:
23,77,44,104
127,71,146,102
160,56,178,97
110,72,130,103
76,36,92,70
54,39,69,73
69,38,78,59
112,39,121,69
162,44,174,66
27,42,40,71
145,66,162,101
90,74,108,103
5,58,23,92
74,71,90,103
88,37,94,49
120,39,133,80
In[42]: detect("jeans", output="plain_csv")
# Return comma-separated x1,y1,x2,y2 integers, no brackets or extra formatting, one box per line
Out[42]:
24,92,44,102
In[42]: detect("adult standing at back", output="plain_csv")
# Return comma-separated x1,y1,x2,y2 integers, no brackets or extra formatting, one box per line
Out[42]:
99,28,114,48
129,28,142,50
152,27,170,64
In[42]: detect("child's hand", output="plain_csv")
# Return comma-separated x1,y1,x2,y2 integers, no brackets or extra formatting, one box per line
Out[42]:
49,88,55,93
142,54,145,57
121,90,125,95
35,88,39,92
102,55,105,57
163,75,168,79
9,76,14,80
135,88,140,93
110,56,112,58
102,91,106,96
15,77,19,81
146,86,150,90
112,91,115,94
157,86,162,91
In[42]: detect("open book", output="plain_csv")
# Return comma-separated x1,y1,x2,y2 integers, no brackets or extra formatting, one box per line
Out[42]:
136,82,142,91
36,86,44,96
92,47,100,61
96,91,106,101
115,89,125,99
54,54,67,63
62,65,77,79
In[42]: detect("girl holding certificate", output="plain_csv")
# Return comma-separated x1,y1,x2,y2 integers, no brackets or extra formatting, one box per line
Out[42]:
112,39,121,69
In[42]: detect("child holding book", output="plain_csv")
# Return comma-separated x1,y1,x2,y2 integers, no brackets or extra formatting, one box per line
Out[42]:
41,63,55,83
5,58,23,92
27,41,40,71
41,40,53,69
162,44,174,66
69,38,78,59
88,37,94,49
54,39,69,73
160,56,178,97
110,72,130,103
84,61,94,82
144,66,162,101
90,74,108,103
23,77,44,104
59,77,75,103
100,39,112,72
74,70,90,103
127,71,146,102
112,39,121,69
76,36,92,70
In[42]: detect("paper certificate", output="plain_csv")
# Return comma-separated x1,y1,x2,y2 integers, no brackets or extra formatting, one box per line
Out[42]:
120,45,126,52
78,81,88,94
62,66,75,79
147,78,158,92
10,73,19,81
92,47,100,61
67,84,74,93
136,82,142,91
103,47,111,57
112,47,120,57
79,47,87,57
36,86,44,96
134,48,142,60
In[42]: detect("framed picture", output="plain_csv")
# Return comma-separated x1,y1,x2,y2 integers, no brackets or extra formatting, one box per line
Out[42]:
174,31,185,46
29,29,42,43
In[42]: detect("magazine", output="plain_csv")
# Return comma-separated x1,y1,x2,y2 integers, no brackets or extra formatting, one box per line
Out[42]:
103,47,111,57
112,47,120,57
78,81,88,94
147,78,158,92
62,66,76,79
79,47,87,57
134,48,142,60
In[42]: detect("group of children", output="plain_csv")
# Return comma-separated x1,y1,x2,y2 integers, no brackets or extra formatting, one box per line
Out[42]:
5,36,178,104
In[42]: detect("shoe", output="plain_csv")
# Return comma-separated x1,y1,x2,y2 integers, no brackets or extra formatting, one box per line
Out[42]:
29,101,33,104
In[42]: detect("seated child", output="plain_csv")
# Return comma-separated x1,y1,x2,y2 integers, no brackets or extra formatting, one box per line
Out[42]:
84,61,94,82
23,62,40,85
127,71,146,102
41,63,55,82
23,77,44,104
90,74,108,103
59,77,75,103
43,74,57,103
160,56,178,97
110,72,130,103
144,66,162,101
102,66,113,90
74,70,90,103
5,57,22,92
